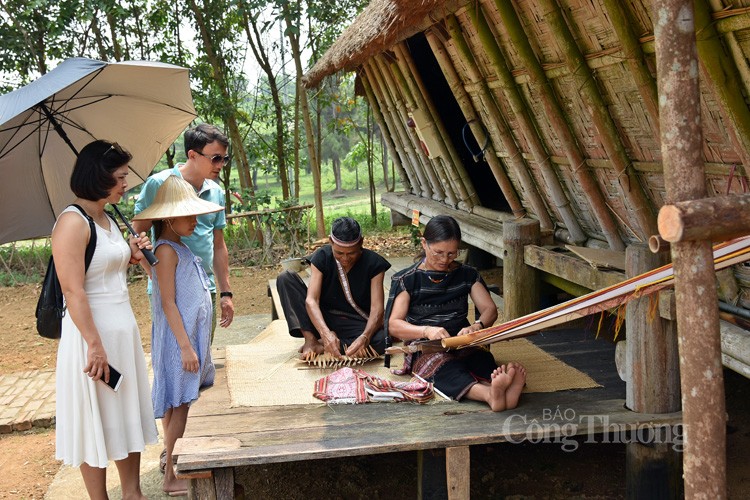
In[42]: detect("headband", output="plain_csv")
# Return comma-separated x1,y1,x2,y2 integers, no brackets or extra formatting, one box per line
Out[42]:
329,232,362,247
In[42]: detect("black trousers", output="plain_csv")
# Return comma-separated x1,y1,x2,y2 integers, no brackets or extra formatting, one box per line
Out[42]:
275,270,386,354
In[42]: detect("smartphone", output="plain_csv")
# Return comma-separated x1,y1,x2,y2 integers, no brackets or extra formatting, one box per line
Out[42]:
102,364,123,392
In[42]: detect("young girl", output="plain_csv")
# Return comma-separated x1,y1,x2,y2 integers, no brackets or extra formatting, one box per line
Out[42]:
132,175,222,496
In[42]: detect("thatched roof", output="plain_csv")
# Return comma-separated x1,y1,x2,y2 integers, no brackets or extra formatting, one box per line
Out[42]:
303,0,467,88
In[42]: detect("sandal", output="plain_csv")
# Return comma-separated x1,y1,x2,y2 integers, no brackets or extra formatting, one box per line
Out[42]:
160,448,167,474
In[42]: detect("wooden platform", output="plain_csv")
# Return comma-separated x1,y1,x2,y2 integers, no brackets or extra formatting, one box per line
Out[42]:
173,329,680,498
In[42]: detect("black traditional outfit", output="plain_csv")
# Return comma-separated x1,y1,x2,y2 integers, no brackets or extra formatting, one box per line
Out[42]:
385,261,498,400
276,245,391,353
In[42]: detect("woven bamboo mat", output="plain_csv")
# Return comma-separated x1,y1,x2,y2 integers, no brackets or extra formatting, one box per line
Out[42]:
225,320,601,407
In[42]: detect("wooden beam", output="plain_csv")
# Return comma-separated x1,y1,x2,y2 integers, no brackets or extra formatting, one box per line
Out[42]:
657,193,750,243
524,245,625,291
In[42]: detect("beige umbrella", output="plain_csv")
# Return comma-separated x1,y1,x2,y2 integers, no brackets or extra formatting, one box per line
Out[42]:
0,57,196,245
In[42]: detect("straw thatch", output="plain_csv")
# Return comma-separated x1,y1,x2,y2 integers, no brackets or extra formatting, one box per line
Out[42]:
304,0,468,88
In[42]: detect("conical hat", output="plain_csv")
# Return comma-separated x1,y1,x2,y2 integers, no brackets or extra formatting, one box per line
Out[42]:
132,175,223,221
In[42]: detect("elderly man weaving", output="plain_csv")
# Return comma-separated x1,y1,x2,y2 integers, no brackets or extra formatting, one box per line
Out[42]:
275,217,391,359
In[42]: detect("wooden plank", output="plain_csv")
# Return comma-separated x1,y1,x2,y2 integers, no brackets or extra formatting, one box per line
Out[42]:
267,279,283,321
524,245,625,291
446,446,470,500
565,245,626,271
175,396,681,471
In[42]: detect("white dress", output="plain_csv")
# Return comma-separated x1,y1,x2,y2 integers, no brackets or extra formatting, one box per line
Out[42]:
55,207,157,468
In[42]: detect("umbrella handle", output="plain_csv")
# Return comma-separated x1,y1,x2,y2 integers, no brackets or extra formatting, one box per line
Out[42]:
110,205,159,266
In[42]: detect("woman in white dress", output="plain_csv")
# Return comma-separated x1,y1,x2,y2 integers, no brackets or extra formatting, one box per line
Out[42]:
52,140,158,500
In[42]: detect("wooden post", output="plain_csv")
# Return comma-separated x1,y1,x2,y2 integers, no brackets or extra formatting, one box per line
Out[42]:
654,0,727,497
625,244,682,499
446,446,470,500
503,219,540,320
625,244,680,413
626,436,683,500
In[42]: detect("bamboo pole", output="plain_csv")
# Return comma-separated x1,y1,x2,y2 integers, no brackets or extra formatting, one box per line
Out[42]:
658,193,750,243
694,0,750,172
600,0,660,138
654,0,726,497
373,54,442,201
363,62,422,193
385,52,459,207
492,0,625,251
709,0,750,114
424,30,536,224
456,9,589,244
392,43,477,210
538,0,658,242
364,61,430,198
359,70,412,193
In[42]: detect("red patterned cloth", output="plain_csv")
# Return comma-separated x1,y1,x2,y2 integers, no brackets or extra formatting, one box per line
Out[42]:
313,367,433,404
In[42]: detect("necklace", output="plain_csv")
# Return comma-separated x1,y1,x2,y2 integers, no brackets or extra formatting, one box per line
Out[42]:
421,259,447,283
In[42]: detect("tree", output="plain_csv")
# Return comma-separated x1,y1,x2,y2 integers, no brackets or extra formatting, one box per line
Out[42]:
240,1,291,200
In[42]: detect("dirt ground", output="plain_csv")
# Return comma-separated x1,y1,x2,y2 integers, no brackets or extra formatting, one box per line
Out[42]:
1,233,749,498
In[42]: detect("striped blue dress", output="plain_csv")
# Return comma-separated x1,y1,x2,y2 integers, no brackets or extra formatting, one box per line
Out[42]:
150,239,215,418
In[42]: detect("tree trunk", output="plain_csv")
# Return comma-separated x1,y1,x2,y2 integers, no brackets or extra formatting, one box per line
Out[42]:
333,155,342,193
242,9,290,200
188,0,255,202
283,7,325,237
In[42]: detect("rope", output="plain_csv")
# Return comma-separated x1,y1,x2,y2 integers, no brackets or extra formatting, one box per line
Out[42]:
461,120,489,162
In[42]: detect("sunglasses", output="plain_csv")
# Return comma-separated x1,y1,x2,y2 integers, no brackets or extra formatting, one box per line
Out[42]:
103,142,126,157
195,150,231,166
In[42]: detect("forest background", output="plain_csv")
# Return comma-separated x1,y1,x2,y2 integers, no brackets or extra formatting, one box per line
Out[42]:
0,0,396,246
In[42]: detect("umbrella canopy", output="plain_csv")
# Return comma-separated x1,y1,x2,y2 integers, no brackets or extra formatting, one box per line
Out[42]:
0,57,196,244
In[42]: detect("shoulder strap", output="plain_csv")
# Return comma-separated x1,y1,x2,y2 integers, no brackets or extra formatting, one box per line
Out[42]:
69,204,97,273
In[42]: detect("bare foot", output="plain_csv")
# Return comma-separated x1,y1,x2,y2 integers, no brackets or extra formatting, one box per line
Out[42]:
488,365,512,412
505,362,527,409
163,477,188,496
299,338,324,360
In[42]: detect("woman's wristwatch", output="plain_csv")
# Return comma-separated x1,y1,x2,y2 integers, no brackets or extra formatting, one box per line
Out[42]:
474,319,485,329
219,291,233,298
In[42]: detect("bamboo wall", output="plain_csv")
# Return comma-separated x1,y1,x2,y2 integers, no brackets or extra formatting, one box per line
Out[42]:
352,0,750,250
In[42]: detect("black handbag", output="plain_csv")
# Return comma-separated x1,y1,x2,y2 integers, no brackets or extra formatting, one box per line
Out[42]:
35,204,97,339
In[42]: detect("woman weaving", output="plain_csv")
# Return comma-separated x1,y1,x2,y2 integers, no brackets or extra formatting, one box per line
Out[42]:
386,215,526,411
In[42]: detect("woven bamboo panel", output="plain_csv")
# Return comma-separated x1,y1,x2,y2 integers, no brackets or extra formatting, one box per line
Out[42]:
593,62,660,161
623,0,654,38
